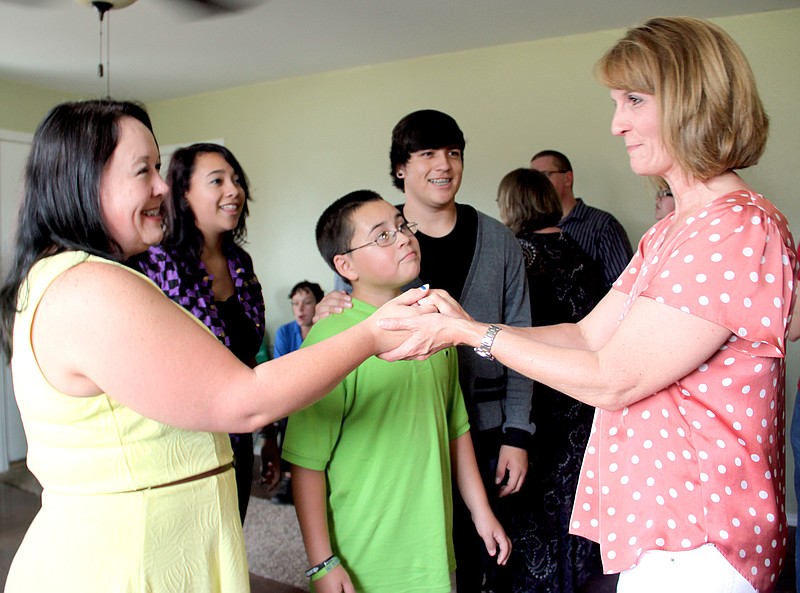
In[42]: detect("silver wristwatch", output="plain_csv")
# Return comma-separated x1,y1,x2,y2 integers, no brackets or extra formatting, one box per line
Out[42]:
474,324,502,361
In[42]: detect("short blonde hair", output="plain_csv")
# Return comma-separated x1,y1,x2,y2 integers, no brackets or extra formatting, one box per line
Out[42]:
497,168,562,235
596,17,768,181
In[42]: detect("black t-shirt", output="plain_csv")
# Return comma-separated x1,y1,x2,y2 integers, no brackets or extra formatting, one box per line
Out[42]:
399,203,477,301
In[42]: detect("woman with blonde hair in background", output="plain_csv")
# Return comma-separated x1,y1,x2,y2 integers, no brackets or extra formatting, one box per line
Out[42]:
495,167,605,593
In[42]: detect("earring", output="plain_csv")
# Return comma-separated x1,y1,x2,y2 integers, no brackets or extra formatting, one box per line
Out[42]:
396,171,404,178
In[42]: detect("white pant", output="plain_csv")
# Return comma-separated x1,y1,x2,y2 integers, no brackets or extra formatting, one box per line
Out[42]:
616,544,756,593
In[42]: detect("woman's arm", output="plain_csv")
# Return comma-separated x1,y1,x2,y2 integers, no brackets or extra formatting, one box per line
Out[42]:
402,287,628,354
530,289,628,351
479,296,729,410
291,466,355,593
450,433,511,565
381,291,731,411
32,262,423,433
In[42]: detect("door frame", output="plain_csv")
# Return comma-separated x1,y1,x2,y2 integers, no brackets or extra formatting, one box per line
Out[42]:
0,129,33,472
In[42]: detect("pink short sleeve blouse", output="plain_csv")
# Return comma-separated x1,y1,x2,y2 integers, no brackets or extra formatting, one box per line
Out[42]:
569,191,797,592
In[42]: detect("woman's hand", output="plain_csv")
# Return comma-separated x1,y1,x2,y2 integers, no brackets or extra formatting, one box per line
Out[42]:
417,288,473,321
376,313,478,362
372,286,477,361
368,286,439,355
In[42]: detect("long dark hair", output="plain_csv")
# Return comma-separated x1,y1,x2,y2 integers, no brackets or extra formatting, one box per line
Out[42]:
0,99,154,359
160,143,251,270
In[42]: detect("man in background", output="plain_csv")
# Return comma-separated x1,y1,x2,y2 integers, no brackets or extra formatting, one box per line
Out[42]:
531,149,633,290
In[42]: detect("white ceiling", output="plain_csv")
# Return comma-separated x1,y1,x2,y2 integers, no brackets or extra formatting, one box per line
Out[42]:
1,0,798,102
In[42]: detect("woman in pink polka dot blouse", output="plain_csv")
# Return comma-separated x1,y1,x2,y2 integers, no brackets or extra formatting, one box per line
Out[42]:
380,16,797,593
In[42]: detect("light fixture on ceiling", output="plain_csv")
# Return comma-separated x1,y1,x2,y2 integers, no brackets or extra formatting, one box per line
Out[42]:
75,0,138,98
71,0,255,97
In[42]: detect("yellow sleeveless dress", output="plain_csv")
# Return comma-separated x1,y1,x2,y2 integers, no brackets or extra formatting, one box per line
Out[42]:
5,251,250,593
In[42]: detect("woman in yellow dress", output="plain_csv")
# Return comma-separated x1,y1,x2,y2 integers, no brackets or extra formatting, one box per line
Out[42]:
0,99,425,593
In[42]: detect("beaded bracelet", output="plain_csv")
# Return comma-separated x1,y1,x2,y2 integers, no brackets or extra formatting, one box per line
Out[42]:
305,555,340,581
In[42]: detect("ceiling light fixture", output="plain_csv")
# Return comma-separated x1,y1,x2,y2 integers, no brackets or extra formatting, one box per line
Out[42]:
75,0,138,97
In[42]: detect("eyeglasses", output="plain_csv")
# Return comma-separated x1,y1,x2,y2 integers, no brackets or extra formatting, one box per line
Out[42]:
341,222,418,255
539,170,568,179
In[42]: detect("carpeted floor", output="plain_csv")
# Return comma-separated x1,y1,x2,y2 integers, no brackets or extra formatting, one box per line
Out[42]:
0,461,41,496
243,495,308,590
246,454,308,590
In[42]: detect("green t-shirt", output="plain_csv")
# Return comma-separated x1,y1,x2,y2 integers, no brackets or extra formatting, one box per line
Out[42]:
282,298,469,593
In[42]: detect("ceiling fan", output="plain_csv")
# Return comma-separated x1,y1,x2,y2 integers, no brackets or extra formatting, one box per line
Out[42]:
0,0,258,96
3,0,255,15
74,0,135,97
69,0,257,96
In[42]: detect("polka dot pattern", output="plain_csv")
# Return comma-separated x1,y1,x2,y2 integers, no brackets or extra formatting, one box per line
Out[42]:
570,192,796,593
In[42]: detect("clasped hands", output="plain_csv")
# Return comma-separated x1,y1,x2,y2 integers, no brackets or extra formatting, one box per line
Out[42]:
378,285,472,361
317,286,471,361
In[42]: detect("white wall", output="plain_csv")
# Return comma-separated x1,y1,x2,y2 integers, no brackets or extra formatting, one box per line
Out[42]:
148,10,800,340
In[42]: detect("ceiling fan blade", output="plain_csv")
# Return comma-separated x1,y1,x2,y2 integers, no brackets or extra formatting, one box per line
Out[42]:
169,0,260,18
0,0,58,7
0,0,262,16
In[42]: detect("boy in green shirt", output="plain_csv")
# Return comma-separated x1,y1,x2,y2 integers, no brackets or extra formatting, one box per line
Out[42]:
282,190,510,593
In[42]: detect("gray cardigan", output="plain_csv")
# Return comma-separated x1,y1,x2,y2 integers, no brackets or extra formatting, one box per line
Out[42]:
458,210,534,439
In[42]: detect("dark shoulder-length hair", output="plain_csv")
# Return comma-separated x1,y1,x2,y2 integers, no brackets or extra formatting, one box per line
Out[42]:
161,143,251,266
0,99,154,359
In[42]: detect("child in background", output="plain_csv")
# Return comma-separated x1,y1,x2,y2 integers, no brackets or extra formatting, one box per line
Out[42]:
261,281,325,503
274,281,324,357
282,190,510,593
